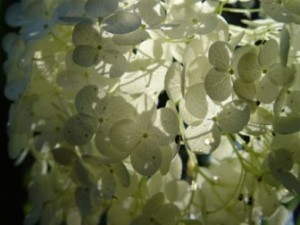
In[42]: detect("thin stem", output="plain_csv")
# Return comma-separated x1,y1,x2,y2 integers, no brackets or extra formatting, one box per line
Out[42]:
222,8,262,14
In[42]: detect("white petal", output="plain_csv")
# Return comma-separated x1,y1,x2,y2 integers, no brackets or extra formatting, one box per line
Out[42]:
233,78,256,101
268,148,293,174
185,120,221,154
111,163,130,187
130,140,162,176
72,22,101,46
280,25,290,67
256,75,280,104
137,0,166,26
63,114,97,145
284,0,300,15
112,28,149,45
75,85,106,114
99,49,127,77
261,2,294,23
267,63,295,87
143,192,164,215
153,204,180,225
185,84,208,119
104,11,141,34
52,147,78,166
85,0,119,18
217,100,250,133
164,62,184,102
193,14,218,35
204,68,232,102
94,130,129,161
109,119,140,152
98,169,116,199
154,107,179,140
274,172,300,194
179,100,203,126
72,45,99,67
258,39,279,68
208,41,232,72
273,115,300,134
237,52,261,83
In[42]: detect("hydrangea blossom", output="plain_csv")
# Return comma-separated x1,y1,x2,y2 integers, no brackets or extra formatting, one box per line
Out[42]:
4,0,300,225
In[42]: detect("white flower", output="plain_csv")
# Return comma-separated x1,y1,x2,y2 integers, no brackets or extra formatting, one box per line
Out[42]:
109,95,178,176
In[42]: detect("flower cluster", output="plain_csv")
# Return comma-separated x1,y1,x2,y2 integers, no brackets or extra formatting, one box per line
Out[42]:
3,0,300,224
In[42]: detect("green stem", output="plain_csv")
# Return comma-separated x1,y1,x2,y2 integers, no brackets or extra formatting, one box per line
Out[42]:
222,8,261,14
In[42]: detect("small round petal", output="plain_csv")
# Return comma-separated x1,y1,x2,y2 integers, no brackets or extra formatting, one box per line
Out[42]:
273,115,300,134
283,0,300,15
256,75,280,103
160,144,177,175
153,204,180,225
185,84,208,119
130,140,162,176
111,163,130,187
98,169,116,199
72,45,99,67
268,148,293,174
193,14,218,35
154,107,179,139
104,11,141,34
258,39,279,68
280,25,290,67
75,85,106,114
204,68,232,102
72,22,101,46
165,180,189,202
63,114,98,145
261,1,294,23
237,52,261,83
164,62,184,102
94,130,129,162
85,0,119,18
185,120,221,154
179,100,203,126
285,91,300,113
217,100,250,133
208,41,232,72
52,147,78,166
99,49,127,77
143,192,164,215
267,63,295,87
137,0,166,26
109,119,140,152
273,172,300,194
233,78,256,101
112,28,149,46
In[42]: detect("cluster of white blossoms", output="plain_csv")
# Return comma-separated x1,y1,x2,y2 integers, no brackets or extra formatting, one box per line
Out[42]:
3,0,300,224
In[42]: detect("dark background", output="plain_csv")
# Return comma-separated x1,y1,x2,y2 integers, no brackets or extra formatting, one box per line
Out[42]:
1,0,27,224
